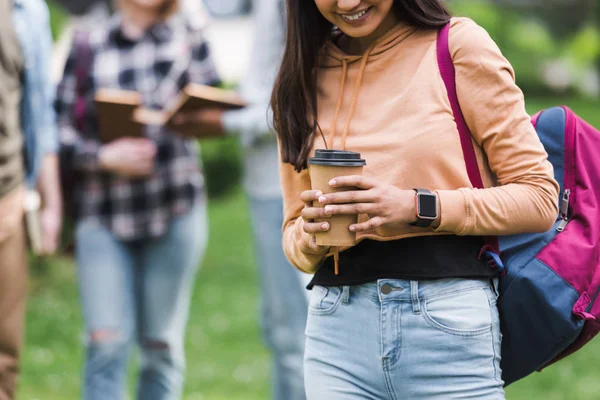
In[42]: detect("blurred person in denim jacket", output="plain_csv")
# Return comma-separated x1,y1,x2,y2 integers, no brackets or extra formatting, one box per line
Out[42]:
55,0,219,398
175,0,309,398
0,0,60,397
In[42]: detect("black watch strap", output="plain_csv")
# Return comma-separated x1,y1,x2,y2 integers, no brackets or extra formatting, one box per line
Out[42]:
410,189,438,228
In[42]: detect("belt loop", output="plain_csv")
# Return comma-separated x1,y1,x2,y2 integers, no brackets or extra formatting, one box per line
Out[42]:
410,281,421,314
342,286,350,305
491,278,500,298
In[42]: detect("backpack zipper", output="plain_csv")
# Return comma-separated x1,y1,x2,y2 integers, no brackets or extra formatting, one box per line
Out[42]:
556,107,577,233
557,189,570,232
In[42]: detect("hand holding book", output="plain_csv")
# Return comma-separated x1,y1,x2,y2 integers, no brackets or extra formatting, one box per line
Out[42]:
98,137,157,178
94,84,246,141
170,108,226,138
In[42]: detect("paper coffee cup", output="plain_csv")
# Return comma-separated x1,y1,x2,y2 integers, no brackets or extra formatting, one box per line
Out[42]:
308,149,367,247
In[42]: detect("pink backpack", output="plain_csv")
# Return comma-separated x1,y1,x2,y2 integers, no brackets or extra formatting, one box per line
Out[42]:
438,23,600,385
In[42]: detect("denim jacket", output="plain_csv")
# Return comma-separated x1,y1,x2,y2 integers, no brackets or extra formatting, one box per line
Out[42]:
12,0,57,188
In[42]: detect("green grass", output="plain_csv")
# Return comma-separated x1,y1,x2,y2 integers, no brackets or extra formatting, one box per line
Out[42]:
19,190,270,400
17,97,600,399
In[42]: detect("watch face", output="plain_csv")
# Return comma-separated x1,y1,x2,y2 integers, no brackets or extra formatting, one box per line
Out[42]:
418,194,437,219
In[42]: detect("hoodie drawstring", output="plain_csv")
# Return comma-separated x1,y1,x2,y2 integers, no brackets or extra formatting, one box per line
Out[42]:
328,59,348,150
327,45,375,150
340,47,372,150
326,45,375,275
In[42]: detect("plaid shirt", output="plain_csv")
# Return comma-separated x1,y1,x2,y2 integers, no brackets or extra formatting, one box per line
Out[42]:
56,14,220,240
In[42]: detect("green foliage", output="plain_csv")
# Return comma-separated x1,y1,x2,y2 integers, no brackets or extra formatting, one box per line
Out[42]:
565,25,600,68
200,136,244,199
450,0,600,97
450,0,504,31
47,1,68,40
507,20,556,58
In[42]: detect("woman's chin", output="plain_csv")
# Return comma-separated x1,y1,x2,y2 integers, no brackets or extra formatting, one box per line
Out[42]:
337,25,379,39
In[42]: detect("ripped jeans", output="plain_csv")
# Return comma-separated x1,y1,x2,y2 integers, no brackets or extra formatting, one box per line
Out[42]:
75,201,208,400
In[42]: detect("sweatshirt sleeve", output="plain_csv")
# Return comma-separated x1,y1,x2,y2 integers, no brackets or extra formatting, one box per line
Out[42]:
435,18,559,236
280,159,329,273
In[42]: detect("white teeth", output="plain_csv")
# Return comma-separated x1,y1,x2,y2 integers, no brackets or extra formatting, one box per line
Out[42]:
342,8,368,21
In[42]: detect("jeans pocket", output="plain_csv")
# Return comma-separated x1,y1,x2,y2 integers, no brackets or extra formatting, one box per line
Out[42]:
422,288,493,337
308,286,343,316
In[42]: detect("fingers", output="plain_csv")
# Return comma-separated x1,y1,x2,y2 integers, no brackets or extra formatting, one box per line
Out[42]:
303,221,330,234
301,206,331,221
117,137,154,146
317,189,373,205
130,164,154,177
300,190,323,207
132,140,157,157
104,139,156,163
307,235,330,253
116,137,157,154
322,203,378,216
349,217,385,233
122,159,154,177
329,175,376,190
126,140,157,162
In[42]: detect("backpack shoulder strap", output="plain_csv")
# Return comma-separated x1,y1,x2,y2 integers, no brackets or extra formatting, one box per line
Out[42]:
72,29,94,133
436,22,502,259
436,23,484,189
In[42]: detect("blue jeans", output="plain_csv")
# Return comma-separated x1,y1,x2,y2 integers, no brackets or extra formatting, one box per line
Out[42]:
75,201,208,400
305,278,505,399
248,196,309,400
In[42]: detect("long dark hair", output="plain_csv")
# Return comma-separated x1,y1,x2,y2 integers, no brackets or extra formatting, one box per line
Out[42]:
272,0,452,172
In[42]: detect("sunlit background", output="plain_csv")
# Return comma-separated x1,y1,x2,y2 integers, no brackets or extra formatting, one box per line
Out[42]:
21,1,600,399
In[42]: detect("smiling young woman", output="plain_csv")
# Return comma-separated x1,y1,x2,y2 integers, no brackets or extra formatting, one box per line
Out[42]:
316,0,399,54
271,0,559,398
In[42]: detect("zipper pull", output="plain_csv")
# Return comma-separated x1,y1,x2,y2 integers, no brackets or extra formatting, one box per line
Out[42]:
556,189,571,232
560,189,571,218
557,218,569,232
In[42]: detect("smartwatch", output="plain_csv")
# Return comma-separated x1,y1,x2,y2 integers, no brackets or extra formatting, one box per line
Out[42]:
410,189,438,228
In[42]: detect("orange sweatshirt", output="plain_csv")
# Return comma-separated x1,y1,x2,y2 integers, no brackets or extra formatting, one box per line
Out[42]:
279,17,560,274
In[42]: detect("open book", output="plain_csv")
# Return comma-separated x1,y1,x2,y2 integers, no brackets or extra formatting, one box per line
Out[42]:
162,83,247,123
94,88,145,143
94,84,246,141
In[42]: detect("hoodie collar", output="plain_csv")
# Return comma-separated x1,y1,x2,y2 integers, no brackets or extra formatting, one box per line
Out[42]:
320,22,416,67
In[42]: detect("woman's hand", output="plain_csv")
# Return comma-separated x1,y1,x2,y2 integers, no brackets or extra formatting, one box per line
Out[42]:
317,175,438,233
40,206,62,256
98,137,157,178
299,189,331,253
170,108,225,138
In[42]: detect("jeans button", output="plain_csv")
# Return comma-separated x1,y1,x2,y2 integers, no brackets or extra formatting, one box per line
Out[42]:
381,284,392,295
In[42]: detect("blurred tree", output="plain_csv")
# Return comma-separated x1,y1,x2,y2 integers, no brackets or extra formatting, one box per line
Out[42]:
490,0,592,38
452,0,600,97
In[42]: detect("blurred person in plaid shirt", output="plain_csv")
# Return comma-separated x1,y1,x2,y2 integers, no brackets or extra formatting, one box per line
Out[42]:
55,0,218,398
